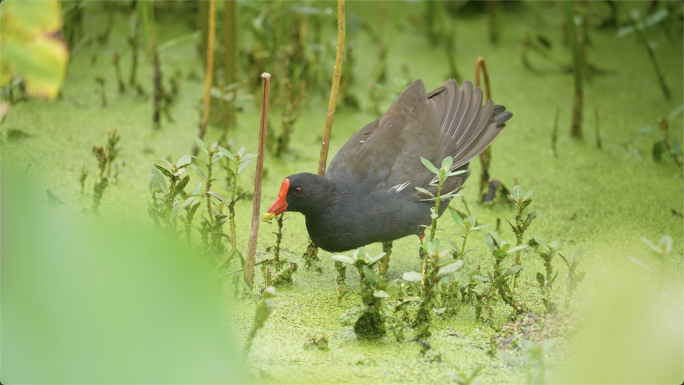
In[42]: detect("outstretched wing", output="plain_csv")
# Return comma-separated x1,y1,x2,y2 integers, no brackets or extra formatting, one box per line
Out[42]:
326,79,512,199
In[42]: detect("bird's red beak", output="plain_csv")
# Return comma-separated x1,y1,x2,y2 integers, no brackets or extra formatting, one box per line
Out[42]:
262,178,289,222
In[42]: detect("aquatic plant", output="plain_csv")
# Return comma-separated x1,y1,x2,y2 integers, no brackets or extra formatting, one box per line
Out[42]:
405,155,465,338
304,332,329,351
559,246,585,311
449,209,490,260
474,232,527,318
523,339,555,385
618,9,671,100
446,365,483,385
563,0,584,139
79,165,88,194
95,76,106,108
105,129,120,178
629,234,673,292
244,286,276,355
90,143,112,213
533,236,560,313
332,248,388,340
193,139,227,257
111,52,125,93
147,154,195,232
508,185,536,291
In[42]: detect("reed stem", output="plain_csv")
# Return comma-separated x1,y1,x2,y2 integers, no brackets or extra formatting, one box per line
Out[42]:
244,73,271,289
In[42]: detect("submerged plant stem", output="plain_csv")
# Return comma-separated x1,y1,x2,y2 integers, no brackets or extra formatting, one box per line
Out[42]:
563,0,583,139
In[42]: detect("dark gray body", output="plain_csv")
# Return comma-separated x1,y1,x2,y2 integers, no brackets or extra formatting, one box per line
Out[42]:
284,79,512,252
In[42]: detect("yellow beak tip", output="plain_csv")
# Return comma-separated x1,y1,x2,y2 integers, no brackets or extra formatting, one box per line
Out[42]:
262,213,275,222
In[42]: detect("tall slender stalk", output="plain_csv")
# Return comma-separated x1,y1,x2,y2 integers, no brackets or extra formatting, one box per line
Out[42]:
475,57,493,195
563,1,583,139
195,0,217,155
551,107,560,156
318,0,346,176
221,0,237,143
245,73,271,289
487,0,498,45
631,13,671,100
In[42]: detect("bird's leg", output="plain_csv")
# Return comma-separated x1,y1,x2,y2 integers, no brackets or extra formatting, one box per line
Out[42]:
379,241,393,274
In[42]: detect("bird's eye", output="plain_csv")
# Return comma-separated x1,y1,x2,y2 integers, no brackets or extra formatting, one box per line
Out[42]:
294,187,303,194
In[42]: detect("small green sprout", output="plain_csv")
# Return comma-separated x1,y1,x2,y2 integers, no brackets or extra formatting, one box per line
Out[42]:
147,153,194,232
446,365,483,385
559,246,586,311
244,286,276,355
474,232,528,318
449,208,490,259
534,236,560,313
508,185,536,292
629,234,673,291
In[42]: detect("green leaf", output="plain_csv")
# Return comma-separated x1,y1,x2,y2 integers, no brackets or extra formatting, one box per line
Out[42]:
237,147,246,158
536,272,546,287
218,146,236,162
178,196,198,213
652,140,666,161
524,211,537,228
449,207,465,228
191,182,202,196
673,139,681,157
446,169,467,177
160,158,174,170
504,265,523,277
669,104,684,121
154,164,174,179
373,290,390,298
195,137,209,154
149,166,168,193
507,245,528,254
534,236,548,250
415,187,435,197
207,191,228,205
493,249,507,259
512,185,523,201
193,164,207,180
353,247,369,262
473,275,490,282
402,271,424,282
363,265,378,285
441,156,453,172
211,152,223,164
237,156,254,175
437,260,463,277
331,255,354,265
368,252,386,267
420,157,440,175
471,224,490,231
523,190,533,201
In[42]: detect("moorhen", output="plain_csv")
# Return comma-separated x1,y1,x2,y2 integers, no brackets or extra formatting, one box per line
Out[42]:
263,79,512,253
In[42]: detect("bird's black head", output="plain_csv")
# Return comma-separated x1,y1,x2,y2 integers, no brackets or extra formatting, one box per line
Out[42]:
262,173,338,221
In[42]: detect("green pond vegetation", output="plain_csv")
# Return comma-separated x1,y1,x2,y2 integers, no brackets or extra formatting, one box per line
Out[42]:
1,1,683,384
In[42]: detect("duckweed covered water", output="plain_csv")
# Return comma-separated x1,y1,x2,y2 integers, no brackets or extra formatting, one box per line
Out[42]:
2,1,682,383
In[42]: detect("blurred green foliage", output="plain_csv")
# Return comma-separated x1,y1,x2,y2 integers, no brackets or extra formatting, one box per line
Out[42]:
1,166,249,383
0,0,69,99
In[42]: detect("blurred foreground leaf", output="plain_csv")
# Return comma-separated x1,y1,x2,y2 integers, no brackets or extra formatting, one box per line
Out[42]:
0,0,69,99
